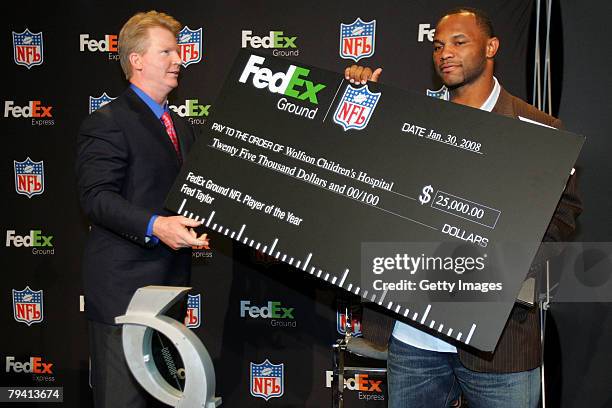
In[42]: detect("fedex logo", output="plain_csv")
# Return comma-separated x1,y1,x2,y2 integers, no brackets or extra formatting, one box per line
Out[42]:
325,371,383,392
239,55,326,104
6,356,53,374
6,230,53,247
417,24,435,42
170,99,209,125
170,99,209,117
79,34,118,52
241,30,297,49
240,301,294,319
5,101,52,118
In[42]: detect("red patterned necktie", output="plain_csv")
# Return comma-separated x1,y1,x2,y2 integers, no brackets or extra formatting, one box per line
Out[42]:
160,111,182,163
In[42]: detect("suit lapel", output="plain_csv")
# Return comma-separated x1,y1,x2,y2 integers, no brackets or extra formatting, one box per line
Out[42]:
491,87,516,118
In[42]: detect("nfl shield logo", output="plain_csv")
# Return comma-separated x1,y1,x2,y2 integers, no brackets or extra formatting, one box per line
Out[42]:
184,294,201,329
14,157,44,198
333,85,381,131
426,85,449,100
13,29,44,68
178,26,202,67
337,310,362,337
339,18,376,61
89,93,116,114
250,359,284,401
13,286,44,326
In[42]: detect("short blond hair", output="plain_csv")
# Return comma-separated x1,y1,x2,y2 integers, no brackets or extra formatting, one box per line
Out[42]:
118,10,182,80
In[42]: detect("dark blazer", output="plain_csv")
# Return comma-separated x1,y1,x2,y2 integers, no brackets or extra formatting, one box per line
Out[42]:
363,87,583,373
457,87,582,372
76,87,196,324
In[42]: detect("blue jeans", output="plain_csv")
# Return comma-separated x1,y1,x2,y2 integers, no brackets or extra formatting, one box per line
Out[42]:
388,336,540,408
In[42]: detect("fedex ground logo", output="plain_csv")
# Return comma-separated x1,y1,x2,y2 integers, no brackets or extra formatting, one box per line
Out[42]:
239,55,326,104
169,99,210,125
242,30,298,57
240,300,296,327
239,54,326,119
6,230,54,255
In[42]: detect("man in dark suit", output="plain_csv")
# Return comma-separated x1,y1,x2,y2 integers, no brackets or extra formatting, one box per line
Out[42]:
345,7,582,408
76,11,207,407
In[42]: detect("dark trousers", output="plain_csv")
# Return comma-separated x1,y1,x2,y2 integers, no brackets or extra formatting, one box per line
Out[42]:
88,320,165,408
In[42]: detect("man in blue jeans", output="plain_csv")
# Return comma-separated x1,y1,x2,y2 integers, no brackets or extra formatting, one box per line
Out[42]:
345,7,582,408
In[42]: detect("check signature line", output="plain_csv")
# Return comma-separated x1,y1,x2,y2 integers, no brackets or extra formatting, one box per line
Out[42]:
208,144,438,231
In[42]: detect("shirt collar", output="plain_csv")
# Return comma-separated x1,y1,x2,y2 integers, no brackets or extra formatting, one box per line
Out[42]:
129,84,168,119
479,76,500,112
437,76,500,112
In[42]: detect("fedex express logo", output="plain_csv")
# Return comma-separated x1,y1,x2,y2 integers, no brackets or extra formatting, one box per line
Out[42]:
6,356,55,383
5,100,52,118
239,55,326,104
325,371,385,401
6,356,53,374
325,371,383,392
79,34,119,60
5,100,54,126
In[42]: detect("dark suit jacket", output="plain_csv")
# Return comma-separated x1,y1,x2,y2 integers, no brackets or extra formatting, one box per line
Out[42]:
363,87,582,373
456,87,582,372
76,87,196,324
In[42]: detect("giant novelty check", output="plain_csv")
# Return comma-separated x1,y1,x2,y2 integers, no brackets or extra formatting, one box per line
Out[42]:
166,51,583,351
